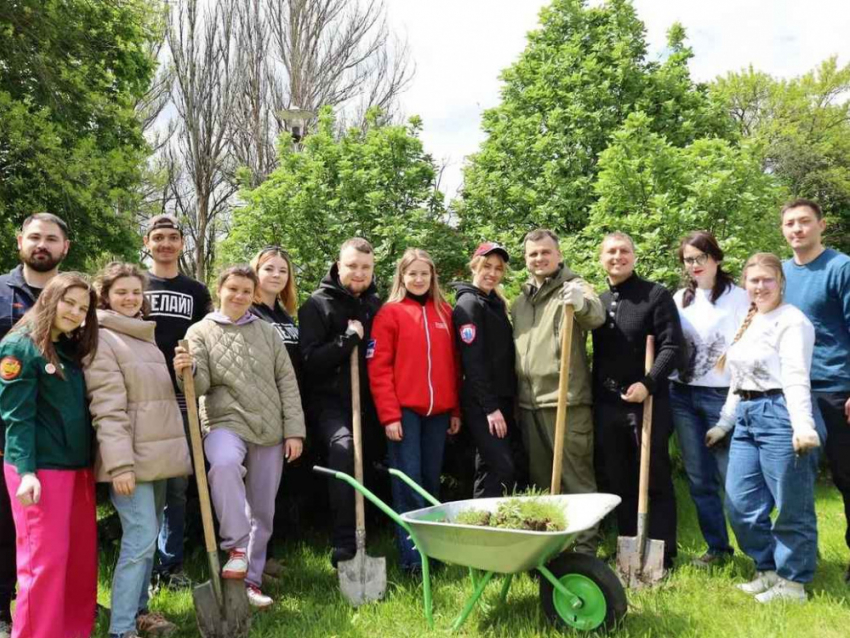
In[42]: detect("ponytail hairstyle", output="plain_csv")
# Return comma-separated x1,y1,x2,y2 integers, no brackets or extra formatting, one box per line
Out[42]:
469,254,509,310
387,248,450,323
677,231,735,308
11,272,98,379
715,252,785,370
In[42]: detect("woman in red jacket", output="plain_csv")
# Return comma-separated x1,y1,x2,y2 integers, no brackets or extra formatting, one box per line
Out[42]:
368,248,461,573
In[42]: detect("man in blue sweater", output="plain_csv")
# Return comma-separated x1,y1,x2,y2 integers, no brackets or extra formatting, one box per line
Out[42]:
781,198,850,583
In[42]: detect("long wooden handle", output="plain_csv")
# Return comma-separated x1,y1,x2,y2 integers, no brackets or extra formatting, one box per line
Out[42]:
350,348,366,534
178,340,222,602
637,335,655,521
550,306,575,495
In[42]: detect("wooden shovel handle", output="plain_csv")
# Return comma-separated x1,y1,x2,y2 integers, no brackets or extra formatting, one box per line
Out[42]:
637,336,655,519
178,340,219,559
551,306,575,495
351,348,366,532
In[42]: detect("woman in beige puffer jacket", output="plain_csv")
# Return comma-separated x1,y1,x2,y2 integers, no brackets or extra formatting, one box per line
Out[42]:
85,263,191,638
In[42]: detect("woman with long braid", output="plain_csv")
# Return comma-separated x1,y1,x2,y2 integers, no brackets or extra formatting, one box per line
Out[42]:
706,253,821,603
670,231,751,567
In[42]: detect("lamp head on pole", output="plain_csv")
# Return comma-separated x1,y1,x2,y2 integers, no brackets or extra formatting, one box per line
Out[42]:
280,106,316,143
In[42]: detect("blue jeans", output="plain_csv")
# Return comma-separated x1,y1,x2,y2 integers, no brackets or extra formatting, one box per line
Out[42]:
386,409,450,569
670,383,732,555
725,394,818,583
110,480,167,635
156,411,189,573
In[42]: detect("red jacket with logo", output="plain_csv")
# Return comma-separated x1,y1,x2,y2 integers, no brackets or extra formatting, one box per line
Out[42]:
367,297,460,426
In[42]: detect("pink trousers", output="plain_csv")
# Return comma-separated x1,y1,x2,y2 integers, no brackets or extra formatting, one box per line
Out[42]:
4,464,97,638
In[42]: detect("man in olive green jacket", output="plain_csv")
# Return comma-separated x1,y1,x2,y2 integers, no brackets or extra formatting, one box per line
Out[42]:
512,229,605,553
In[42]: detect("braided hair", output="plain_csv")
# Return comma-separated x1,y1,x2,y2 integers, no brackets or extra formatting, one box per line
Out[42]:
678,231,735,308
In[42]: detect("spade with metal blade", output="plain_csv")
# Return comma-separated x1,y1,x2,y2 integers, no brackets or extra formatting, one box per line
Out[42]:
337,346,387,606
616,335,666,589
179,340,251,637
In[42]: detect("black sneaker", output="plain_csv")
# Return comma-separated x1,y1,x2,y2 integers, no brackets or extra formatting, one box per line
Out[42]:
159,569,193,589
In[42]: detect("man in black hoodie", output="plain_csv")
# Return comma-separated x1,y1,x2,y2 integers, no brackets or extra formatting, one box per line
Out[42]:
298,237,382,565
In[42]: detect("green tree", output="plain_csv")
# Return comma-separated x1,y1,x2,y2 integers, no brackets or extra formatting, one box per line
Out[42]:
712,58,850,252
221,108,466,295
455,0,731,257
0,0,160,271
563,112,786,289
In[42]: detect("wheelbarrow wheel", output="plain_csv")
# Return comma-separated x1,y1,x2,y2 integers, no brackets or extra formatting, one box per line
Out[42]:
540,553,627,632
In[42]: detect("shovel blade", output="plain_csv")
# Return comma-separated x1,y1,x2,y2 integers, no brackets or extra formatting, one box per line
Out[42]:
616,535,666,589
338,551,387,607
192,580,251,638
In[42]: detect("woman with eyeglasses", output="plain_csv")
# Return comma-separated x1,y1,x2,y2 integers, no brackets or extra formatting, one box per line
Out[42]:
706,253,821,603
670,231,751,568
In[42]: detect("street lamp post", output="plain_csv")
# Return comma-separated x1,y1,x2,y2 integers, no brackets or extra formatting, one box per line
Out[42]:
279,106,316,145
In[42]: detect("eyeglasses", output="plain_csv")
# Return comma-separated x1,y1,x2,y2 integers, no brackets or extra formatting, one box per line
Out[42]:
683,253,709,267
259,245,290,259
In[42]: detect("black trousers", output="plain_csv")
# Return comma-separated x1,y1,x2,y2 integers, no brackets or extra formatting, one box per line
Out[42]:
814,391,850,551
595,387,678,564
311,402,385,550
0,461,15,623
462,397,524,499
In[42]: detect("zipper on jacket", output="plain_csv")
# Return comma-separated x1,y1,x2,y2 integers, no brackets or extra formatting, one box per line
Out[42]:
423,305,434,415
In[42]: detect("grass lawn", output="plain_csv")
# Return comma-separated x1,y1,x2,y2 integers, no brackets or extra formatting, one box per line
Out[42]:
92,476,850,637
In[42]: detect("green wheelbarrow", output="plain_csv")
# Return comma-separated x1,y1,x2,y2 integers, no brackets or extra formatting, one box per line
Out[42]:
313,466,627,633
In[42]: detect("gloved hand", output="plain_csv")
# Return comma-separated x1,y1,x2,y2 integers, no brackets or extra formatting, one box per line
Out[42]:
705,426,728,448
16,473,41,507
560,281,585,312
792,429,821,455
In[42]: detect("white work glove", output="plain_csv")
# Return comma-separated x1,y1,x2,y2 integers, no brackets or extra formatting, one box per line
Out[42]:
16,473,42,507
792,429,821,455
560,281,585,312
705,426,728,448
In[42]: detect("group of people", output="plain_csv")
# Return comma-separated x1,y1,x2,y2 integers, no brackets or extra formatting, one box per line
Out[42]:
0,196,846,638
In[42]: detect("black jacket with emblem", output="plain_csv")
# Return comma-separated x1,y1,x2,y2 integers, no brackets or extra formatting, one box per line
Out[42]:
451,282,516,414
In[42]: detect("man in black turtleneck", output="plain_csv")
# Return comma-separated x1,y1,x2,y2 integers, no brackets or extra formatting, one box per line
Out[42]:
592,232,685,568
298,237,382,567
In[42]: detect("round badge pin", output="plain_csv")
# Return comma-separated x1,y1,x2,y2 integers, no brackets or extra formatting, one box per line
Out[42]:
45,363,57,375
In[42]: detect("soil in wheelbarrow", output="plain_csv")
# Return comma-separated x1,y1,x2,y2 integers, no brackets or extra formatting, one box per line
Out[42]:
453,497,567,532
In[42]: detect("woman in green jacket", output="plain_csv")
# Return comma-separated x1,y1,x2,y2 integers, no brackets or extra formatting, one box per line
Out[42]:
0,272,98,638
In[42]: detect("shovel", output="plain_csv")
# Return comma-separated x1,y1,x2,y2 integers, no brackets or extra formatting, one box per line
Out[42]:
550,306,575,495
179,340,251,638
337,346,387,606
616,335,666,588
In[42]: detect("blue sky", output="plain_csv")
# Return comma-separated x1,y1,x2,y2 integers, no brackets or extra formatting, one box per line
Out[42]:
384,0,850,200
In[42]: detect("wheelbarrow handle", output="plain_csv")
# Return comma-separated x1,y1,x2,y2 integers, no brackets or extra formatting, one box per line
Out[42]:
312,465,339,479
372,463,443,507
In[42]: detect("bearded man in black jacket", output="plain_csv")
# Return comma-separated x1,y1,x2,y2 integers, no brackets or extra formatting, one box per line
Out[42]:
298,238,383,567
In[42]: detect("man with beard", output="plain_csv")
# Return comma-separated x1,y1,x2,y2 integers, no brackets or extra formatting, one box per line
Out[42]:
298,237,383,566
143,214,213,590
0,213,70,637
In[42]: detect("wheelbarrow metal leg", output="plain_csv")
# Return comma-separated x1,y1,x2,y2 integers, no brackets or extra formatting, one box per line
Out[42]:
451,570,495,631
498,574,513,605
421,551,434,629
537,565,584,610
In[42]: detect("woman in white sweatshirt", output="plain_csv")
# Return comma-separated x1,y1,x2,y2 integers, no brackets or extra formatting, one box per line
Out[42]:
706,253,821,603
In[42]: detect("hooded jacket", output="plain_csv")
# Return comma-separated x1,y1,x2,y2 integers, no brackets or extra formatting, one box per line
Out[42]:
180,313,306,446
511,264,605,410
298,263,382,417
368,296,460,425
451,282,516,413
84,310,192,483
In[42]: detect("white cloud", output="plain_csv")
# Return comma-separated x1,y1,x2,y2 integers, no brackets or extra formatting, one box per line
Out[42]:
384,0,850,201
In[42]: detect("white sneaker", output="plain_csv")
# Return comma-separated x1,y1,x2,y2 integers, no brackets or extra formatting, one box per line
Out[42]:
221,548,249,579
755,577,806,604
736,570,778,594
246,584,273,609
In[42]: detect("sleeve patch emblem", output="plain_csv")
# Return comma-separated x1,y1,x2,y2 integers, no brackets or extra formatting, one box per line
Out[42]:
0,356,22,381
365,339,377,359
460,324,477,344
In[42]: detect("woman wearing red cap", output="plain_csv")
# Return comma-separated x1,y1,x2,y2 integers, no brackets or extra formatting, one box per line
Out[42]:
451,243,522,498
368,248,461,573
